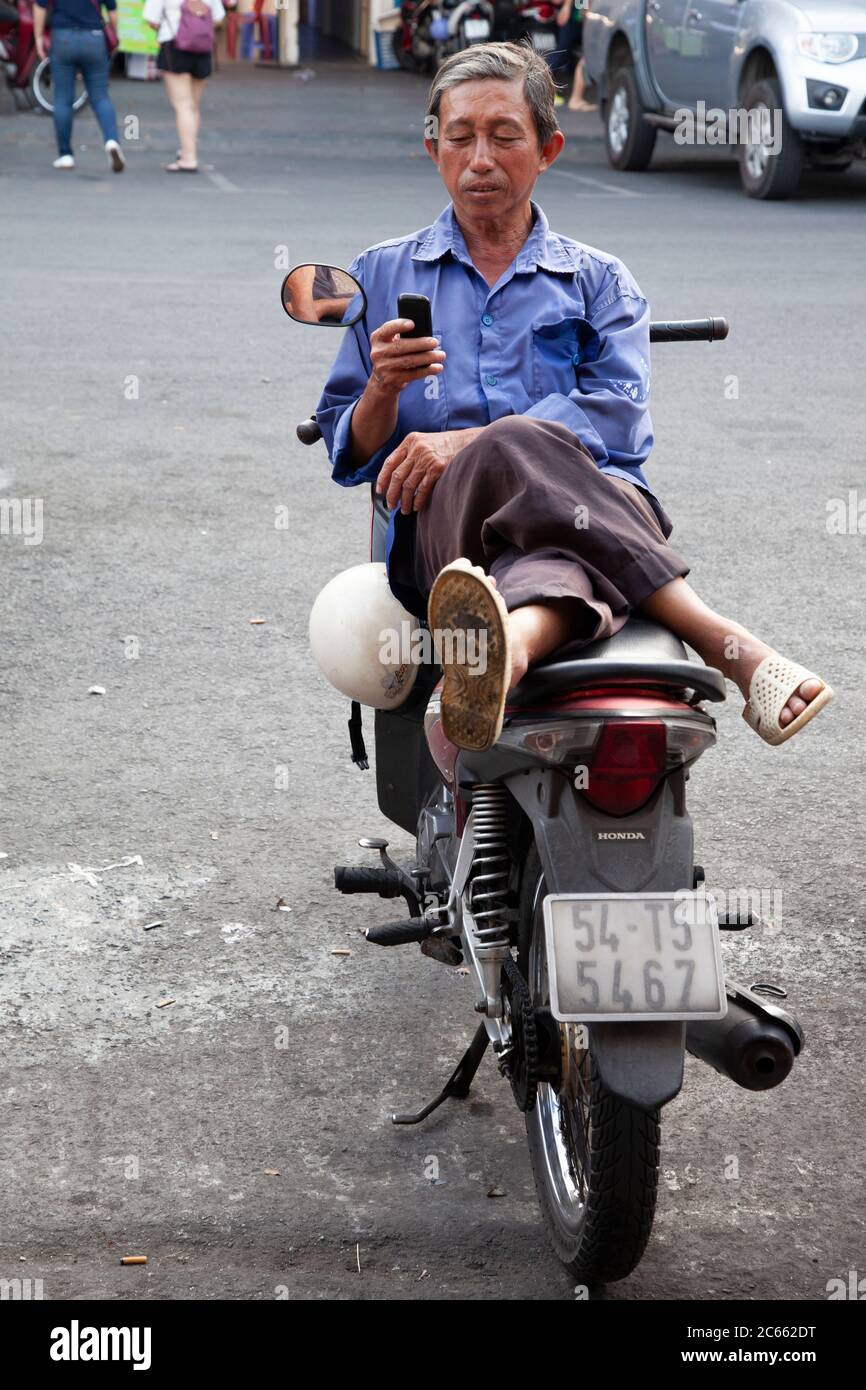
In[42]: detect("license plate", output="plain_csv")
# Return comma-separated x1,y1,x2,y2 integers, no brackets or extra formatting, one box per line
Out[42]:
531,31,557,52
543,892,726,1022
463,18,491,40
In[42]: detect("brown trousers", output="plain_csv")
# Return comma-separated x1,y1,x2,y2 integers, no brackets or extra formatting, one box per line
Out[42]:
413,415,689,649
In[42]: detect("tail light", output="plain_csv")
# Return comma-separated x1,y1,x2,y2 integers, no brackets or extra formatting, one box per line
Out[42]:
497,710,717,818
582,721,666,816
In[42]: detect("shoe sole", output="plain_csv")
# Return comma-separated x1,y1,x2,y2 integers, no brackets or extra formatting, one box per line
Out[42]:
107,146,125,172
427,560,511,753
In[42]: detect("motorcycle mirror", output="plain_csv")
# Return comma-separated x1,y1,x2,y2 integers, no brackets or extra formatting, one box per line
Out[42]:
280,263,366,327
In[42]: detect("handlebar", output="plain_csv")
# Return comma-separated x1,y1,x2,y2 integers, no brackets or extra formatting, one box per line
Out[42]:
649,317,729,343
295,315,730,444
296,416,324,445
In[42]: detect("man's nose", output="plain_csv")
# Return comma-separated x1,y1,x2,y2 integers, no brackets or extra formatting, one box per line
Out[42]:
469,138,496,169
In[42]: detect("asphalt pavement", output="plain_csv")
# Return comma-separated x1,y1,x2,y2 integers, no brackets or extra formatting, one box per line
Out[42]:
1,56,865,1301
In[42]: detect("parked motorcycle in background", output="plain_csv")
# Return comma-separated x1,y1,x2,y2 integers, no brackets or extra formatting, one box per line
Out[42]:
513,0,559,54
0,0,88,113
282,264,806,1286
393,0,496,73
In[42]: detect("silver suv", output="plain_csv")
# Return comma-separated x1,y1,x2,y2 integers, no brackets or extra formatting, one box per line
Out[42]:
583,0,866,198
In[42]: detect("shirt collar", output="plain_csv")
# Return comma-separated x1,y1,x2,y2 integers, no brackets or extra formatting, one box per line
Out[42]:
412,200,582,274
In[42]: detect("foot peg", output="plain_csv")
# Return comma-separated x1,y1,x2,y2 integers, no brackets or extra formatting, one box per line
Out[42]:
366,919,433,947
335,837,423,915
334,865,406,898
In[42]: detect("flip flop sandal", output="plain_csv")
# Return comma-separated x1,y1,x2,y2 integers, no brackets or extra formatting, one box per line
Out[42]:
742,656,833,746
427,559,511,753
164,162,198,173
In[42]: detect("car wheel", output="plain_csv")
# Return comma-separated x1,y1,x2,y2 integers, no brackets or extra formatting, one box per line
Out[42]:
604,64,657,172
738,77,801,200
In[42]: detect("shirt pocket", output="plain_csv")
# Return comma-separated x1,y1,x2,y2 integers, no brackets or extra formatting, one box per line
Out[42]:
397,326,448,432
531,314,601,402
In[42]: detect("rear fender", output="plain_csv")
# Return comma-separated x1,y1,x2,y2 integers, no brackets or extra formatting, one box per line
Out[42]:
504,764,689,1111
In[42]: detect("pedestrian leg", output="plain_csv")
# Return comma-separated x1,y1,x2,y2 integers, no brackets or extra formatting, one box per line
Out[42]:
77,31,119,144
190,77,205,160
50,32,77,158
163,71,198,168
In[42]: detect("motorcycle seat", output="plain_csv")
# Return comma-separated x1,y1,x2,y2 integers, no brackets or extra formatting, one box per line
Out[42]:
507,616,727,706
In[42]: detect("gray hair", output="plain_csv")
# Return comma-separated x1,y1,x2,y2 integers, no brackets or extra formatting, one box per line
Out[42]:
426,40,559,151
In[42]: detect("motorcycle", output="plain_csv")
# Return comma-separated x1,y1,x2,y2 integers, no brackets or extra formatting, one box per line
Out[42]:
283,266,804,1284
514,0,559,55
393,0,496,74
0,0,88,114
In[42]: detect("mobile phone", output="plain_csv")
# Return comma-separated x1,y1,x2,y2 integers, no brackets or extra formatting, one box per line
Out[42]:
397,293,433,339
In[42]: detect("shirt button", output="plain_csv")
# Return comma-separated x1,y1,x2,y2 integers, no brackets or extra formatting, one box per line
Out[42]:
485,374,498,386
571,351,582,365
481,314,494,327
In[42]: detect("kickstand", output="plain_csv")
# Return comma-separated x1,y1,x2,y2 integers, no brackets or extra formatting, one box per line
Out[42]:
391,1023,490,1126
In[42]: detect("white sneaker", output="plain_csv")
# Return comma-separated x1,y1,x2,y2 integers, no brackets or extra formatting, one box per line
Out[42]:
105,139,125,172
53,154,75,170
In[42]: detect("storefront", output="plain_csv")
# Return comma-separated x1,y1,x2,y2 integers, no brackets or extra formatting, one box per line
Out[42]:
287,0,401,65
115,0,401,72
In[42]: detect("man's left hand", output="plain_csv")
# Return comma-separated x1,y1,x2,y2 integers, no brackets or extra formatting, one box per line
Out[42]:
377,427,484,514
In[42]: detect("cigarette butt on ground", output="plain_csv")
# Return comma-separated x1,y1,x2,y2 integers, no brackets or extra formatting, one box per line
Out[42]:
156,998,176,1009
331,948,351,957
120,1256,148,1266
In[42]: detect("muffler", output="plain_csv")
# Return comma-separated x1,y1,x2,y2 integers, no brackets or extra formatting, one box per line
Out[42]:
685,982,803,1091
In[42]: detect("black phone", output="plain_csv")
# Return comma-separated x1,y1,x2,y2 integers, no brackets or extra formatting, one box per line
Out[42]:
397,293,433,339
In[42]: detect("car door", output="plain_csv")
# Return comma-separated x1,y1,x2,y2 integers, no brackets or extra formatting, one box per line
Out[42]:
676,0,743,111
644,0,696,107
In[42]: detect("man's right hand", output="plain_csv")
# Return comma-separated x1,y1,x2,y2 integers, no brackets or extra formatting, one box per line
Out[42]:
368,319,445,398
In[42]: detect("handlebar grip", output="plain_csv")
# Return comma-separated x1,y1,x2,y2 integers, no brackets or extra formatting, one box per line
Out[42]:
297,415,323,445
650,317,729,343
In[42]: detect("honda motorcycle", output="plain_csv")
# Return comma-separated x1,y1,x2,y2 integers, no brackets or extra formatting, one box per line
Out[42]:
393,0,496,74
282,264,804,1285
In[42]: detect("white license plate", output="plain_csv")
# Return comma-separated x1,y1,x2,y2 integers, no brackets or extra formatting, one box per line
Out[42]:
463,17,491,40
531,31,557,52
543,892,726,1022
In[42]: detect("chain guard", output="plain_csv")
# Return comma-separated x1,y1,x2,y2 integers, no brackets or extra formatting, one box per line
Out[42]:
501,957,539,1113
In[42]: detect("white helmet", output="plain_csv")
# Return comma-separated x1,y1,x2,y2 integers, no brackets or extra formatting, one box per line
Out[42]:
308,562,420,709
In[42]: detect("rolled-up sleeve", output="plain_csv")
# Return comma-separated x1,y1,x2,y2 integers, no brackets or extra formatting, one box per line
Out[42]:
522,267,653,474
314,257,400,488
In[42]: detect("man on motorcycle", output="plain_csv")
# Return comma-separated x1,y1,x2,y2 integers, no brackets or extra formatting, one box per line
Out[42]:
315,40,831,753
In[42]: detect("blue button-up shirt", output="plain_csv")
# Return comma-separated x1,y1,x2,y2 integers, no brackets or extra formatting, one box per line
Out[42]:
315,201,657,609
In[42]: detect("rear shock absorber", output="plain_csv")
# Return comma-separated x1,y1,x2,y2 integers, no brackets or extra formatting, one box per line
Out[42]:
467,784,511,947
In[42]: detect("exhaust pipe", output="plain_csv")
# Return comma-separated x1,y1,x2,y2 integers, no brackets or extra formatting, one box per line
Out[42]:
686,982,803,1092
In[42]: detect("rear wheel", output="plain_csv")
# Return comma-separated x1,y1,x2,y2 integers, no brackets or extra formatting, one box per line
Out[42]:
518,846,660,1284
738,77,801,200
604,64,657,172
391,27,421,72
31,56,89,114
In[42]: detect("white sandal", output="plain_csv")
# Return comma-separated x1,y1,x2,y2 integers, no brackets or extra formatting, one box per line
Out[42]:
742,656,833,746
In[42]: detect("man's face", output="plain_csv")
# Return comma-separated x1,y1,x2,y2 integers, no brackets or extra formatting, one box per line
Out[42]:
424,77,564,220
